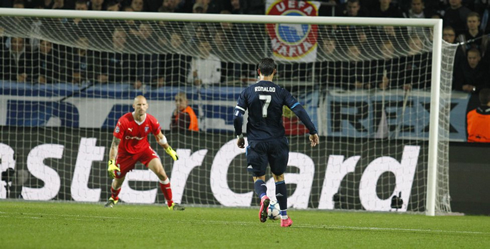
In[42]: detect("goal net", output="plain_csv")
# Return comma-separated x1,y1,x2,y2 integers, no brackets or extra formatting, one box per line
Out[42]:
0,8,457,215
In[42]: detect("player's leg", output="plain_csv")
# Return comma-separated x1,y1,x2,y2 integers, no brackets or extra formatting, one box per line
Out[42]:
105,176,125,207
145,151,184,211
246,141,270,222
105,154,135,208
269,138,292,227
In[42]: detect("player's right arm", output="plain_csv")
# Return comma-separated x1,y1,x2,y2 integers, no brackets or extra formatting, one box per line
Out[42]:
107,136,121,178
109,136,120,161
108,120,124,178
233,90,248,148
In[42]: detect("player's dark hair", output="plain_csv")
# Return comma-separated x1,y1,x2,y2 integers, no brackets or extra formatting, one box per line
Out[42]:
479,88,490,105
258,58,276,76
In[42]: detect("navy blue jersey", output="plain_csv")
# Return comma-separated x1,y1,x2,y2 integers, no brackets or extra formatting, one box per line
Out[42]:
234,80,317,141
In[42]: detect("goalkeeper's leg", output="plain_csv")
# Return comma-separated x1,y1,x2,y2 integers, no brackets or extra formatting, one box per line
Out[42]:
105,177,124,208
148,158,185,211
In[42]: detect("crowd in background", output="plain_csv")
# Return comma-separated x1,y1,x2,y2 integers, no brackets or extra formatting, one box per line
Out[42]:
1,0,489,90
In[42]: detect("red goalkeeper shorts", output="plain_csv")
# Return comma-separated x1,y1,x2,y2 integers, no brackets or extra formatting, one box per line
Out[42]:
114,146,160,178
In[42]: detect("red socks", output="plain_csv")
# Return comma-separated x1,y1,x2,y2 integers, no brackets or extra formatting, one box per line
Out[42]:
111,186,121,201
160,182,174,207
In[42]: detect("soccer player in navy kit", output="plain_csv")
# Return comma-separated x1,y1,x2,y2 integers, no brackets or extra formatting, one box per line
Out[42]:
233,58,319,227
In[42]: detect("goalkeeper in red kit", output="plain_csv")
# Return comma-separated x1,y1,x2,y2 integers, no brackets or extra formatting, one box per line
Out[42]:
105,95,184,210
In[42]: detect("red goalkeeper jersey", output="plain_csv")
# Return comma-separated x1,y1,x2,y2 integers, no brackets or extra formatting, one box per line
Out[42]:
113,112,162,154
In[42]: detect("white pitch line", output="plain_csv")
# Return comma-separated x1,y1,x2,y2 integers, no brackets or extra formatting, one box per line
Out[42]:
294,224,488,235
0,211,487,235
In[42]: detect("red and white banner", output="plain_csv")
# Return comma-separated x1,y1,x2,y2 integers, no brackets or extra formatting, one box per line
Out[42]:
266,0,321,62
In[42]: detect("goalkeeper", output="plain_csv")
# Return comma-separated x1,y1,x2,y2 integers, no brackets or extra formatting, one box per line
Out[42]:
105,95,184,210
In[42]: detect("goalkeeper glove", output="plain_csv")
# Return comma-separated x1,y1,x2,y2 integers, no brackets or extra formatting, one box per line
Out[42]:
165,146,179,161
107,159,120,179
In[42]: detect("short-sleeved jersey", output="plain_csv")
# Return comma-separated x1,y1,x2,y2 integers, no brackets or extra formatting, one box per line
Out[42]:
235,80,299,141
113,112,162,154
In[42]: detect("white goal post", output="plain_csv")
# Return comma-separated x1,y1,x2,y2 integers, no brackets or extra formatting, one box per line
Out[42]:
0,8,453,216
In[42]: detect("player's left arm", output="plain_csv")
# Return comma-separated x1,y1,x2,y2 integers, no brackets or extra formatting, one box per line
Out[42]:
284,91,319,146
155,131,179,161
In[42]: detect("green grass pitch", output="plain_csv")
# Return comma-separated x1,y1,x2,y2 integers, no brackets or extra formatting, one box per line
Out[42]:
1,200,489,248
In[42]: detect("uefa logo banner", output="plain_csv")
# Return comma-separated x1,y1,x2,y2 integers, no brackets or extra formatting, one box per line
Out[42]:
266,0,321,62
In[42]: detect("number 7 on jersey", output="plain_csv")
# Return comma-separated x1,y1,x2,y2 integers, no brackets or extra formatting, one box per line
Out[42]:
259,95,271,118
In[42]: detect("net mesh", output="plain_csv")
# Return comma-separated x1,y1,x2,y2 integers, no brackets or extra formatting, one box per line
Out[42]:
0,12,456,214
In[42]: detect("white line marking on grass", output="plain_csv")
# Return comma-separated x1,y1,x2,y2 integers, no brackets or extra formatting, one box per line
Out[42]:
294,224,488,235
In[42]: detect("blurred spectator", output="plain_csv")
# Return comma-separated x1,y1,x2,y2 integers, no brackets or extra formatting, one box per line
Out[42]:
106,0,120,11
67,36,97,84
226,0,247,14
443,25,457,44
341,0,368,17
170,92,199,132
185,24,214,47
12,0,23,8
197,0,223,14
74,0,88,11
332,0,369,18
159,32,191,87
453,48,489,93
96,27,137,84
402,34,432,90
467,88,490,143
316,35,341,89
33,40,64,84
459,12,487,54
130,0,145,12
340,43,373,90
334,1,369,44
1,37,33,82
375,39,402,90
63,0,89,33
368,0,403,18
121,5,140,36
51,0,67,9
213,29,241,84
402,0,435,36
12,0,43,51
283,106,309,135
134,22,161,89
402,0,435,18
444,25,466,73
187,39,221,86
89,0,105,10
159,0,179,12
443,0,471,36
192,2,205,13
